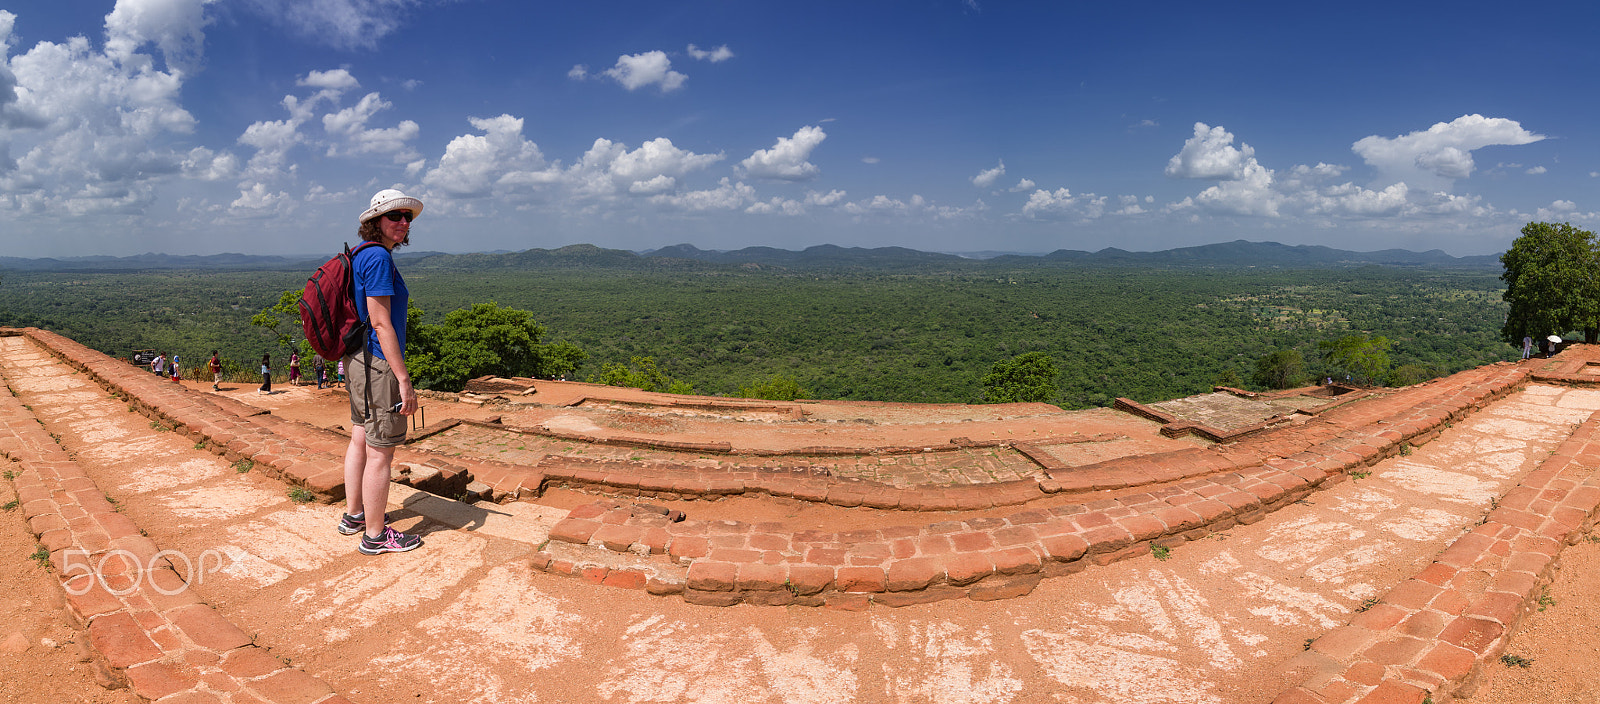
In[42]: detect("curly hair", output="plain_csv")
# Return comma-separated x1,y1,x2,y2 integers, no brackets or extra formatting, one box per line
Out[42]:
357,217,410,247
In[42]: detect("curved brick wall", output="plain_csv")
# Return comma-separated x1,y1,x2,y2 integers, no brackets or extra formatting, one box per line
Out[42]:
529,363,1536,612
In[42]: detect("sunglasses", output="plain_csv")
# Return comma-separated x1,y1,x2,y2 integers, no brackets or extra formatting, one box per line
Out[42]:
383,210,414,223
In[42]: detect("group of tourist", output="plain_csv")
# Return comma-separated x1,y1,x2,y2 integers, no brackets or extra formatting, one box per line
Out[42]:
256,352,347,394
148,351,224,390
1519,335,1565,360
151,350,351,392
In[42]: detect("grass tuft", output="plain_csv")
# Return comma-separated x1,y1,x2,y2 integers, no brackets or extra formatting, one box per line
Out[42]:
1500,654,1534,668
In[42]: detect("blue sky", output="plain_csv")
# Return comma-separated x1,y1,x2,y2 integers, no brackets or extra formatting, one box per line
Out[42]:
0,0,1594,258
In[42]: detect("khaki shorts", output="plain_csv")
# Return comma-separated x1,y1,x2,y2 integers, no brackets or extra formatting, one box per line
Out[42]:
345,352,407,448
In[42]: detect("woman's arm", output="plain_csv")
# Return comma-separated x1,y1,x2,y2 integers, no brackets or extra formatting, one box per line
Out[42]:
365,295,417,415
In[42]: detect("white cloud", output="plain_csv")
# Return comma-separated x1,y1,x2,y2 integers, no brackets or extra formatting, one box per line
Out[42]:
836,192,978,221
861,156,879,164
740,125,826,180
971,160,1005,189
229,181,290,213
628,174,675,195
1307,181,1409,216
180,146,238,181
104,0,214,76
1114,194,1146,215
1408,191,1487,217
1351,114,1544,190
298,68,359,92
1166,122,1256,180
1022,188,1076,218
250,0,415,51
603,51,686,92
868,194,909,212
1279,162,1347,192
612,138,723,181
567,136,723,199
321,92,420,160
1010,178,1035,192
1163,123,1282,216
805,189,846,207
1191,159,1280,216
687,44,734,62
422,114,552,197
231,72,424,185
649,177,754,211
567,64,588,80
746,197,804,216
1527,165,1547,175
0,11,43,130
0,8,202,215
238,117,303,178
1016,188,1111,221
1535,199,1597,223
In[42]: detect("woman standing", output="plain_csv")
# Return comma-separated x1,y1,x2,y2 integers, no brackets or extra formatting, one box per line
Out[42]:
259,354,271,394
289,351,301,386
339,189,423,556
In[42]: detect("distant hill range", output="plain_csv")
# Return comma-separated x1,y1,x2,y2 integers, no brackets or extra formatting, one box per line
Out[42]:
0,240,1502,272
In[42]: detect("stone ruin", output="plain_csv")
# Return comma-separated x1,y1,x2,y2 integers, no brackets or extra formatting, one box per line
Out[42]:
3,324,1600,703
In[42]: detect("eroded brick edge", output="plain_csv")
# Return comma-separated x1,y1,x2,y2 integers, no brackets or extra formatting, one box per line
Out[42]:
1269,408,1600,703
0,334,350,704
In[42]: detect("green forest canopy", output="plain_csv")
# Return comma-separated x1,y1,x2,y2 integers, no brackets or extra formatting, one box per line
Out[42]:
0,261,1516,408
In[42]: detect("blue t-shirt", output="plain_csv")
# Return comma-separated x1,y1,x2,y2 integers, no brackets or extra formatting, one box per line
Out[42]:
351,244,407,360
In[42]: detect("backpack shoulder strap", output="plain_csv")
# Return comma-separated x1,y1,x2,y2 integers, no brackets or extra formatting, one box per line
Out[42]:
346,240,383,260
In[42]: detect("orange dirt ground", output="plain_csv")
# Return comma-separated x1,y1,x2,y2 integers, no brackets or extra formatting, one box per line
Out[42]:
3,360,1598,703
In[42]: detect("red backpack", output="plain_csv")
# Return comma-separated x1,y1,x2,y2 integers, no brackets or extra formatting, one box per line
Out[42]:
300,241,382,361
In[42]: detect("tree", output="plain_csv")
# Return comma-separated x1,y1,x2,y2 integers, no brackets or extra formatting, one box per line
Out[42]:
1319,334,1392,385
250,290,304,357
1387,363,1435,387
406,302,585,391
588,356,693,394
1214,368,1243,389
738,374,807,401
1253,349,1304,390
1501,221,1600,344
982,352,1058,403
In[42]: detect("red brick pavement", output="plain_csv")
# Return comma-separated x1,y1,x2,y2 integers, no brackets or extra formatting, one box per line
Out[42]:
10,326,1600,704
0,331,349,703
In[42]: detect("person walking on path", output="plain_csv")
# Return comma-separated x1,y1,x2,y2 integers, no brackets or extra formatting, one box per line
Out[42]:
259,354,272,394
314,355,326,389
1522,336,1533,360
170,354,181,383
152,352,166,377
337,359,345,387
339,188,424,555
209,351,222,391
289,351,301,386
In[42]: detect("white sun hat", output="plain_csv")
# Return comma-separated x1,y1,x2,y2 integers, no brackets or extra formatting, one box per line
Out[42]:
1548,335,1562,343
359,188,424,223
